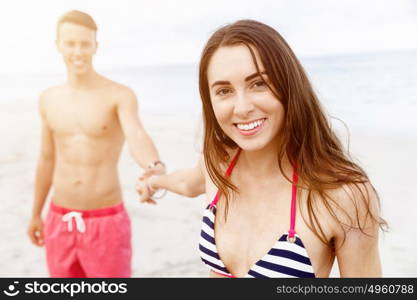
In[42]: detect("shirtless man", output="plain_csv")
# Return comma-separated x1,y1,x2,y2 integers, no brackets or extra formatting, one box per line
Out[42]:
27,10,164,277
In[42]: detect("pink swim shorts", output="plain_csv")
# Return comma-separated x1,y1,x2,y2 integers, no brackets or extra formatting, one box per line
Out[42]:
44,201,132,278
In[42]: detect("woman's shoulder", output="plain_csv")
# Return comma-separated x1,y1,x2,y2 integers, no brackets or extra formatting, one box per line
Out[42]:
200,147,240,205
330,181,380,220
200,147,240,174
321,182,384,276
198,154,216,204
316,181,382,240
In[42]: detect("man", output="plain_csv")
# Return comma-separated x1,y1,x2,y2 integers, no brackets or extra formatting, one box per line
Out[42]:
27,10,164,277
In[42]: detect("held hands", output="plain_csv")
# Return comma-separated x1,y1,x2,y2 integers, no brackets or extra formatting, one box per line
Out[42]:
136,161,166,205
136,175,158,205
140,160,166,179
27,216,44,247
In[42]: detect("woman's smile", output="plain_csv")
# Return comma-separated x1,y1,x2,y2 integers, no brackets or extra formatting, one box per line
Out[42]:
233,118,266,136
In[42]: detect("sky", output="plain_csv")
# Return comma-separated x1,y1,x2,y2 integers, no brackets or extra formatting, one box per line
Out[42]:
0,0,416,73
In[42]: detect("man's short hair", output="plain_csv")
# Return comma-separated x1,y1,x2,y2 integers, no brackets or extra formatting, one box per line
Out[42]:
57,10,98,33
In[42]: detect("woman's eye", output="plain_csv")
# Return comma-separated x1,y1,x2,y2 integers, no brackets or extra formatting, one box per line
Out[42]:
216,88,231,96
252,80,266,88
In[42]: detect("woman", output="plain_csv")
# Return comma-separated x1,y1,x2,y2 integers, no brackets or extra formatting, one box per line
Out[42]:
137,20,387,278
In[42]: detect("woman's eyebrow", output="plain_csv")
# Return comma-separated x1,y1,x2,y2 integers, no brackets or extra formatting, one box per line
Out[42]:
211,71,267,89
245,71,267,82
211,80,230,89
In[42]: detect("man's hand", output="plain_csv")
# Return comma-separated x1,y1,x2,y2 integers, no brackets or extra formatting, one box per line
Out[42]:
136,177,157,205
28,216,45,247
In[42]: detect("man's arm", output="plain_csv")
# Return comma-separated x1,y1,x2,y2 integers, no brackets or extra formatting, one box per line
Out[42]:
116,87,162,172
28,93,55,246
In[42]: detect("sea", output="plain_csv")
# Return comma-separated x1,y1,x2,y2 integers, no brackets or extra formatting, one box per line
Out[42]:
1,49,416,136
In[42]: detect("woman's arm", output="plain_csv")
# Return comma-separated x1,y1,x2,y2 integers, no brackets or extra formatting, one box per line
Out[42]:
332,182,383,277
136,156,206,203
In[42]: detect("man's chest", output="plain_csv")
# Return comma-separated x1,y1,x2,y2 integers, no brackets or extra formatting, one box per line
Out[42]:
45,96,120,137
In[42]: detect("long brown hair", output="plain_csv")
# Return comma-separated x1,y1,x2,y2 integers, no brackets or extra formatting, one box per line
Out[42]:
199,19,387,247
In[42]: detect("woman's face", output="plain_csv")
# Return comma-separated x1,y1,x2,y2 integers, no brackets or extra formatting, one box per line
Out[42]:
207,45,285,152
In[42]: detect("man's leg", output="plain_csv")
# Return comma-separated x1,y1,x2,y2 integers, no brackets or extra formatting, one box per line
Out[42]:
78,204,132,277
44,209,87,278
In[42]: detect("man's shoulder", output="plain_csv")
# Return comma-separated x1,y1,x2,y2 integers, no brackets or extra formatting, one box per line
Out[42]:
38,84,67,111
40,84,66,100
109,81,135,97
103,79,137,104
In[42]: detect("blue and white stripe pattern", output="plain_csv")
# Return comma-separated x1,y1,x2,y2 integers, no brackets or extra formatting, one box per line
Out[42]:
199,204,316,278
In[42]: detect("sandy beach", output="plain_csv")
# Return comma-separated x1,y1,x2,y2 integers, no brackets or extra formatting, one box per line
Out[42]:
0,94,416,278
0,0,416,281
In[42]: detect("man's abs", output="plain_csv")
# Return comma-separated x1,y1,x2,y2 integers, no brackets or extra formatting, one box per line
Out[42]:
42,81,128,210
52,160,123,210
51,129,124,210
50,135,125,210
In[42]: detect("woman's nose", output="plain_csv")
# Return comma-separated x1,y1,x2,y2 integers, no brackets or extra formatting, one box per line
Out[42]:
233,91,255,117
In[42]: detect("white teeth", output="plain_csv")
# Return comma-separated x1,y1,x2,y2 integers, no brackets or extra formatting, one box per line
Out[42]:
236,119,264,131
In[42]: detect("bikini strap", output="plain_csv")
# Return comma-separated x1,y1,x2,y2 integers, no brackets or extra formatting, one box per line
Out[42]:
288,166,298,239
210,148,241,208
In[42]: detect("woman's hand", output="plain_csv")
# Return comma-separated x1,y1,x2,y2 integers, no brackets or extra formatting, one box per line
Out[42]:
136,176,158,205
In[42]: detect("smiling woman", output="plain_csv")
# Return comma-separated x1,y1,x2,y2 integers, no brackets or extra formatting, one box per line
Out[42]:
136,19,388,278
207,46,285,152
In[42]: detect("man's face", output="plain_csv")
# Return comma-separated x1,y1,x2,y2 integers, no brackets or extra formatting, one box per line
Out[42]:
56,22,97,75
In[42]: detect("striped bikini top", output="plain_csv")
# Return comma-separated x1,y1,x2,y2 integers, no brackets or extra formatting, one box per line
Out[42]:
199,149,316,278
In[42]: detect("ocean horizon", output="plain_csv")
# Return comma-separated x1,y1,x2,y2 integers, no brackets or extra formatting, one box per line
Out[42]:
1,49,416,136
